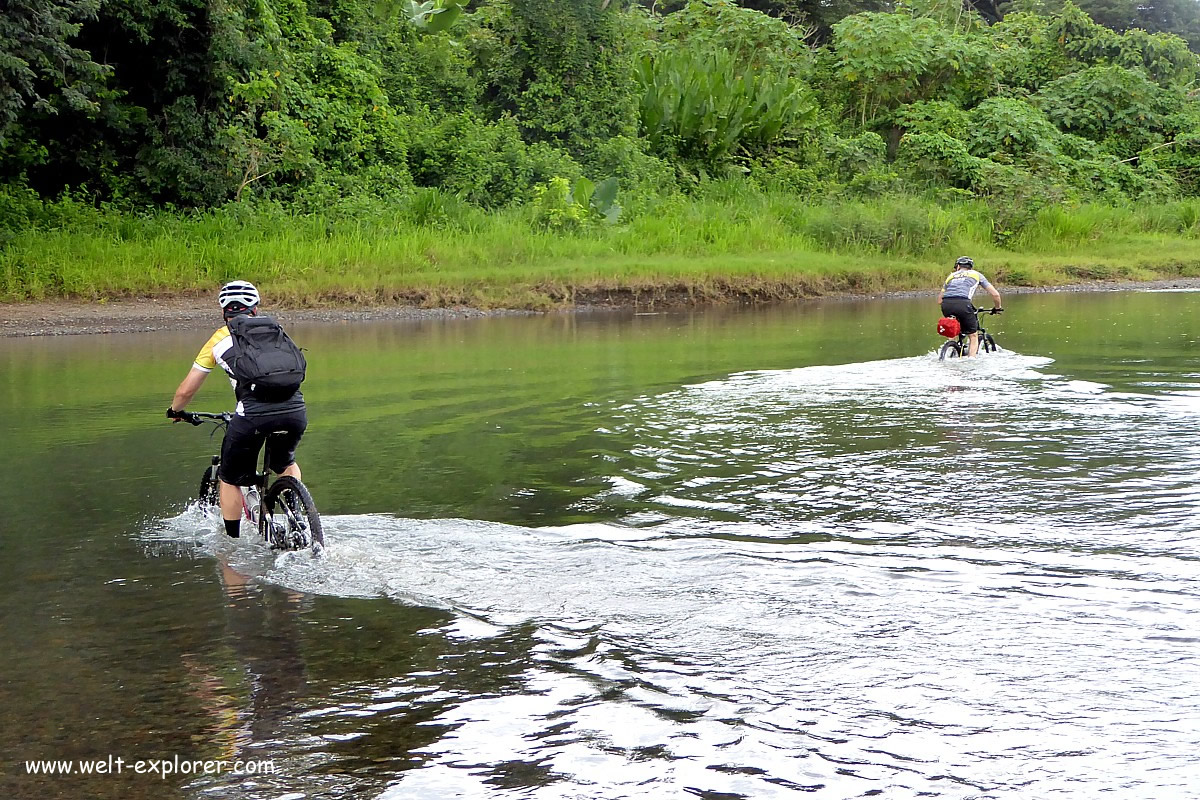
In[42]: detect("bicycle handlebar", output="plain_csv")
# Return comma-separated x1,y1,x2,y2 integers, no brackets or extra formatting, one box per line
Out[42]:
167,408,232,426
978,307,1004,315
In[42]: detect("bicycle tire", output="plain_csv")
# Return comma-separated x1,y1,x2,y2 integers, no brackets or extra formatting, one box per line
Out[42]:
939,341,962,360
983,334,997,353
264,475,324,553
198,466,220,508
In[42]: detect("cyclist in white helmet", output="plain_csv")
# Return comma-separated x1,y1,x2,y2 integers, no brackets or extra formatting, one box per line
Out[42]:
938,256,1003,357
167,281,308,539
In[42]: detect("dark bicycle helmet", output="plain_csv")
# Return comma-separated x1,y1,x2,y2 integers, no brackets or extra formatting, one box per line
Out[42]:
954,256,974,270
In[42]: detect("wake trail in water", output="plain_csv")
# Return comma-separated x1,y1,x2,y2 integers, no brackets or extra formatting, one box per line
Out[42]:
142,351,1200,798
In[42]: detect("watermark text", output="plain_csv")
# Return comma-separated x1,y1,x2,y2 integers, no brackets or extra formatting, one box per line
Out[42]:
25,755,276,779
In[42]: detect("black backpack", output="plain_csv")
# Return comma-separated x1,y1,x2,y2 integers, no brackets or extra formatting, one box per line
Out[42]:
227,313,307,402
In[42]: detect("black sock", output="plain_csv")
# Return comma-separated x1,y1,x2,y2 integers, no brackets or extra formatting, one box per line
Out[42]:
224,518,241,538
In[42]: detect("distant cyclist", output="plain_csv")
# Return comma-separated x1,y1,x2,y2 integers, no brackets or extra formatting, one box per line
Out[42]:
938,256,1003,357
166,281,308,539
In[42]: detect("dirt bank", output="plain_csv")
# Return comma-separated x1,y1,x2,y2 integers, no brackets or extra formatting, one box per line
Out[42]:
0,296,539,337
2,278,1198,337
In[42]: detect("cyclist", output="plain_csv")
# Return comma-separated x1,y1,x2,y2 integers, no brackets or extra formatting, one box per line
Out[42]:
938,256,1003,357
166,281,307,539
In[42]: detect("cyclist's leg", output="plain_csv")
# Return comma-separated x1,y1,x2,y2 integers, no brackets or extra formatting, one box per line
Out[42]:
946,299,980,356
217,415,266,537
261,409,316,550
218,481,243,533
263,408,307,480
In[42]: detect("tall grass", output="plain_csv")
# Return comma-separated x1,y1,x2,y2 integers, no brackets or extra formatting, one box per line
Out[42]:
5,191,1200,307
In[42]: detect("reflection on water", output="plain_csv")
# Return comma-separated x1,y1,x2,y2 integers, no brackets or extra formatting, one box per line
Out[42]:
4,291,1200,799
207,561,309,744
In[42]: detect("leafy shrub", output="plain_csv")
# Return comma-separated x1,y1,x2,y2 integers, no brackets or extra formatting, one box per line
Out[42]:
822,131,886,182
0,181,44,239
377,28,480,114
748,155,828,196
401,187,483,228
970,160,1065,245
892,101,971,140
581,136,678,202
529,175,621,231
1114,28,1197,87
658,0,811,74
1152,130,1200,195
967,97,1061,159
987,12,1071,92
897,132,980,188
406,113,580,207
1036,65,1176,157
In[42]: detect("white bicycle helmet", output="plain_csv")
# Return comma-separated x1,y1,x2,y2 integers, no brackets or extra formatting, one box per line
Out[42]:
218,280,260,310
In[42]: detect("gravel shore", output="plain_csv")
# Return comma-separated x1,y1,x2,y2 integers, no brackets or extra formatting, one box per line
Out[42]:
0,296,540,337
2,278,1198,337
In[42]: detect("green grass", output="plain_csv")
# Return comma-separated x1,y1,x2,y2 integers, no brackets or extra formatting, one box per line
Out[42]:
5,191,1200,309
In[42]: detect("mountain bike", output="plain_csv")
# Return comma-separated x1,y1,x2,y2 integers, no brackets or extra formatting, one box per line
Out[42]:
939,308,1003,360
177,411,324,553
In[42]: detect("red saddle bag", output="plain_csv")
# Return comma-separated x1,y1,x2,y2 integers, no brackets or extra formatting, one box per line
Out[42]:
937,317,961,338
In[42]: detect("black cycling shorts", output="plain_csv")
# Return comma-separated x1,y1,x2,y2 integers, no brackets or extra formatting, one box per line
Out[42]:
940,297,979,334
218,408,307,486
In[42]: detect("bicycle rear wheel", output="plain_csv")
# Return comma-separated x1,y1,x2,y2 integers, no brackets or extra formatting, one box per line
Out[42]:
264,476,324,553
939,341,962,360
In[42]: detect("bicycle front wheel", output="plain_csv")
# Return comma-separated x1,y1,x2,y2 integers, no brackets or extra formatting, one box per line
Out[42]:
982,334,998,353
939,341,962,360
198,466,219,508
264,476,324,553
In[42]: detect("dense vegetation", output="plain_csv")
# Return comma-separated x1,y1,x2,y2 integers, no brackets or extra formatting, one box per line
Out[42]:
5,0,1200,304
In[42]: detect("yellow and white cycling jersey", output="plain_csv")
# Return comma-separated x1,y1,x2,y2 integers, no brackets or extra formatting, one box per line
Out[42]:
192,326,246,414
193,326,236,385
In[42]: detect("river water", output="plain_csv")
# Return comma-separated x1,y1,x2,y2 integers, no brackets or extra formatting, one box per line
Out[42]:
2,290,1198,799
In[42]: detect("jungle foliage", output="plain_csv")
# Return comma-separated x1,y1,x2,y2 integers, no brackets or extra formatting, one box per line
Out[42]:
6,0,1200,255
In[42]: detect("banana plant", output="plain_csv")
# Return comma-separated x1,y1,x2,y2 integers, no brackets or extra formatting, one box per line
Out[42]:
402,0,466,33
638,47,814,166
570,176,622,224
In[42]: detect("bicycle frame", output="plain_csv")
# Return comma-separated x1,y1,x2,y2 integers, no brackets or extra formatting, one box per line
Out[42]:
188,412,279,537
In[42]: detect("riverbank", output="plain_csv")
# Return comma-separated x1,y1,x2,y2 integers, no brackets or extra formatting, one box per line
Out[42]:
8,192,1200,315
3,277,1198,337
8,190,1200,335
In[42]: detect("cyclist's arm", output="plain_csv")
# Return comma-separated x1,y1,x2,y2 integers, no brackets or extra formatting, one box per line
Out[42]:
986,284,1002,308
170,367,208,414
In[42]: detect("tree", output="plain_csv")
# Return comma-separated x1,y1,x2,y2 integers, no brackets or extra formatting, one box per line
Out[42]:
0,0,107,145
831,11,993,129
471,0,642,157
1036,64,1178,157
